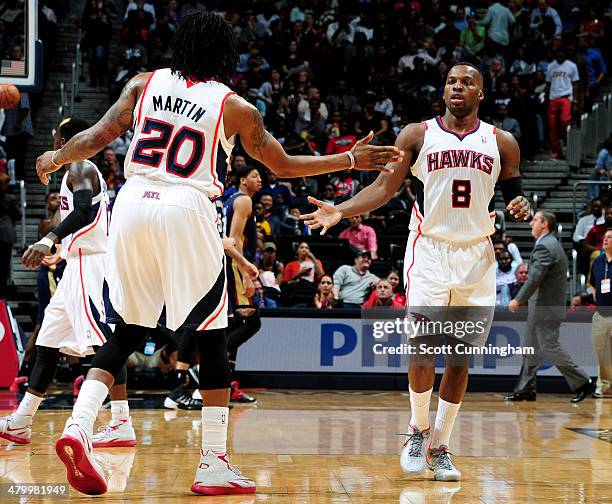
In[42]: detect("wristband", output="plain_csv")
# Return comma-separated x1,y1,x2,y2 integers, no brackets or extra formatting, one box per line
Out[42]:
35,237,55,250
51,150,63,168
346,150,355,170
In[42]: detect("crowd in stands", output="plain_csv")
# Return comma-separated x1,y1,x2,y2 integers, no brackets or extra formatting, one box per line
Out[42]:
84,0,611,309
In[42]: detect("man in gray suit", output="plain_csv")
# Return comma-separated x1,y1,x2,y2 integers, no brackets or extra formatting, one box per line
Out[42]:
505,210,594,402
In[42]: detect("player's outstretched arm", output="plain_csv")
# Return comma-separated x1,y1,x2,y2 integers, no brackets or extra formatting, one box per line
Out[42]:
300,123,423,234
36,73,151,185
224,96,404,177
497,129,530,221
23,162,98,269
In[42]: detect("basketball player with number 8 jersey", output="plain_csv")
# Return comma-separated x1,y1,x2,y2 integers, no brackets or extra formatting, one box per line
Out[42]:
300,62,531,482
34,13,403,497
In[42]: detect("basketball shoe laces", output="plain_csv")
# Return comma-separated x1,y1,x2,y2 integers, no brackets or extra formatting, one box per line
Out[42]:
401,430,425,457
429,447,454,470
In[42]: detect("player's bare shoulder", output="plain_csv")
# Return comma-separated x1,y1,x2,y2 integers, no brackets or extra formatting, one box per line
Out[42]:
395,121,427,155
495,127,521,179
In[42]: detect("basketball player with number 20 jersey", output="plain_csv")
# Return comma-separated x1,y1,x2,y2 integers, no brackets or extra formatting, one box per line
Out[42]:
35,13,403,497
301,63,531,482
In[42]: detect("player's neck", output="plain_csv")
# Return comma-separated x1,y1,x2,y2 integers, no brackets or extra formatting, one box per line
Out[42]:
605,250,612,261
440,111,479,133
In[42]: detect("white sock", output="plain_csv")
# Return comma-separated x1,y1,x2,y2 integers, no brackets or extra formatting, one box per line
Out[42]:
110,400,130,422
72,380,108,435
431,398,461,449
14,392,43,421
409,386,432,431
201,407,229,454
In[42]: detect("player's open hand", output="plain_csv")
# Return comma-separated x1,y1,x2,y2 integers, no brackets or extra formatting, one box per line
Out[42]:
300,196,342,235
506,196,530,221
36,150,62,185
22,243,51,269
352,131,404,173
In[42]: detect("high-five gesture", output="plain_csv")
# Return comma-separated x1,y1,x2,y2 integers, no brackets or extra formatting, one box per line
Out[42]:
350,131,403,173
300,196,343,235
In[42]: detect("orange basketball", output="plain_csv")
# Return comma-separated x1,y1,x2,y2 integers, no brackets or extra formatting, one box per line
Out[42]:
0,84,20,109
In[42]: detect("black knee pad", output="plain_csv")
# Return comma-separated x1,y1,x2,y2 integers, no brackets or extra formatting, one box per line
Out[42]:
114,364,128,385
28,345,60,394
91,323,149,378
196,328,231,390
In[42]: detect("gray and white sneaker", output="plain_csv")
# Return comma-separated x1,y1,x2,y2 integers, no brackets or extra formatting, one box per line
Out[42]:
399,424,430,474
426,445,461,481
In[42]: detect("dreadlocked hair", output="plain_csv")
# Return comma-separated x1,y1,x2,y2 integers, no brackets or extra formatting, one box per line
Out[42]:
170,12,238,84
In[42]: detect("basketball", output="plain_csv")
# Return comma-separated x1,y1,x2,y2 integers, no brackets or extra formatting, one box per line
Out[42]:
0,84,20,109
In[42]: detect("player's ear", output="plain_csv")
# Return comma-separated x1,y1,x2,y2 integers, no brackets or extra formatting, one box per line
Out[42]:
479,90,484,102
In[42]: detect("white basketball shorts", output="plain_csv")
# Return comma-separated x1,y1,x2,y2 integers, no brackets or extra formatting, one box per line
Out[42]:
105,178,227,332
403,232,496,347
37,252,111,357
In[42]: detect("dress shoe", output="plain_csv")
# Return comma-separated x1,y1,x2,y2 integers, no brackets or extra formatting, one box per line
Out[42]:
504,391,536,401
571,379,596,403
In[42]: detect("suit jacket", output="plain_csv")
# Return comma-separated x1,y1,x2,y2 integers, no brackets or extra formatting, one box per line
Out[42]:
515,232,567,321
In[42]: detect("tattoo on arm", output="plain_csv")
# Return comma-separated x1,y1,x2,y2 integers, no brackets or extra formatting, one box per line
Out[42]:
250,109,269,161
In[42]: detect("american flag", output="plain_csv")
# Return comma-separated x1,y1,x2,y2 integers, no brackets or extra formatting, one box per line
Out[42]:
1,59,25,76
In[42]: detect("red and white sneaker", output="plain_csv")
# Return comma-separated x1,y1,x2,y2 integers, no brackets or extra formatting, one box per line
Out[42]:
55,417,107,495
9,377,28,393
0,414,32,445
92,418,137,448
73,375,85,397
230,381,256,404
191,450,256,495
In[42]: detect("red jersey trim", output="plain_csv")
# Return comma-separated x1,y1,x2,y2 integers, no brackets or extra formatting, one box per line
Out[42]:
198,291,227,331
435,115,481,141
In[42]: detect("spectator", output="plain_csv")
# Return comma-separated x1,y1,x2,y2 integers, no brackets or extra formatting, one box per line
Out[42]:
460,13,485,57
588,229,612,398
385,269,406,306
263,170,292,210
333,250,379,309
530,0,562,37
124,0,155,21
546,47,579,159
339,215,378,259
283,242,324,284
314,275,338,309
0,173,20,296
496,251,516,306
577,33,608,102
280,205,311,236
583,206,612,268
258,242,284,286
254,202,272,237
493,104,521,141
509,263,529,299
253,279,277,309
81,0,114,87
588,137,612,199
570,291,595,311
363,279,403,308
331,169,359,200
325,120,357,155
374,88,393,118
326,79,360,116
481,0,516,49
574,198,604,243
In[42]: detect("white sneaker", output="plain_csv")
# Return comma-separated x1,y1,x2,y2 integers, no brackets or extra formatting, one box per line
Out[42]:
0,414,31,445
191,450,256,495
55,417,107,495
92,418,137,448
400,423,429,474
427,445,462,481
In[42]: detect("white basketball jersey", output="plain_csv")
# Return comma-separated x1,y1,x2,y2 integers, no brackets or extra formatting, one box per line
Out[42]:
125,68,236,199
409,116,501,242
59,161,110,258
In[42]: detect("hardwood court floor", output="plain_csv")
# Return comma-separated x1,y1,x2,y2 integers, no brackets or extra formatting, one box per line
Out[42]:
0,390,610,503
